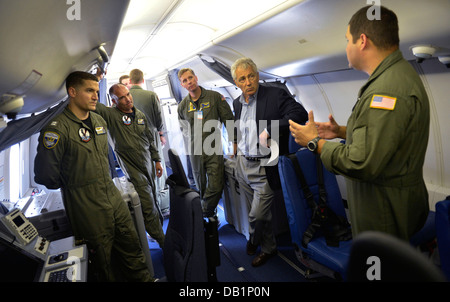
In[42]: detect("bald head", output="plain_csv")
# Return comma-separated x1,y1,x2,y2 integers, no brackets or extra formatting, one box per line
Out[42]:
108,83,134,113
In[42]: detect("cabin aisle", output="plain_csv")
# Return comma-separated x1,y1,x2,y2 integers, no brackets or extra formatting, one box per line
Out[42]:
147,197,334,283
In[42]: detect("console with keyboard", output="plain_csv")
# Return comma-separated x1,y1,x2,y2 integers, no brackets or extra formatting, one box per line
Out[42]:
0,207,87,282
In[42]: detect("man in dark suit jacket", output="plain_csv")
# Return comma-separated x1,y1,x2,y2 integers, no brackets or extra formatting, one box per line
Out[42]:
231,57,308,266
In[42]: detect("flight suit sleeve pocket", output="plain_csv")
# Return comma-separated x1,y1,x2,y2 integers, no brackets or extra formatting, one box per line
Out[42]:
348,126,366,162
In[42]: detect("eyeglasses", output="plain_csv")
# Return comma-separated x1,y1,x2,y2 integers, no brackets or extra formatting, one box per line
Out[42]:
237,73,257,84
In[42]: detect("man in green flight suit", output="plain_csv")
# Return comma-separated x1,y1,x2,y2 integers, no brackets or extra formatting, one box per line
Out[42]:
95,83,165,248
177,68,234,218
289,5,430,241
34,71,152,281
128,69,169,216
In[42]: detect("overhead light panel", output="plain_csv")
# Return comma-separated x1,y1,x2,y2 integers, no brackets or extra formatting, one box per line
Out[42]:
411,45,436,63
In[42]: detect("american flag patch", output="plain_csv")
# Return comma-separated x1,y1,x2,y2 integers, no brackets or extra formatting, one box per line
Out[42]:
370,95,397,110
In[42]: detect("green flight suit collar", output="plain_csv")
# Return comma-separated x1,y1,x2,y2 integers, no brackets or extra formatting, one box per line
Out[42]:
63,107,99,131
187,86,209,110
64,107,88,125
187,86,206,101
113,104,136,116
358,49,403,98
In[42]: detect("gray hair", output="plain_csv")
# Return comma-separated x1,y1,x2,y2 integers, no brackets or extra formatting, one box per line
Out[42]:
230,57,258,81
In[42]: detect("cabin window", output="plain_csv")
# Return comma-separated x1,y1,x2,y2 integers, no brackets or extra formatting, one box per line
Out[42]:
152,81,173,100
0,140,32,204
9,144,20,202
0,145,19,203
0,151,5,201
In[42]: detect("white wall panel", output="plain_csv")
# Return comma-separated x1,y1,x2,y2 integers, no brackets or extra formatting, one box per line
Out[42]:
416,59,450,189
287,75,330,123
314,70,367,125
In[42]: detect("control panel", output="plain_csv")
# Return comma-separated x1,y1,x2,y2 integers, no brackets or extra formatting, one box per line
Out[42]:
41,245,87,282
34,236,49,255
1,208,38,245
0,207,87,282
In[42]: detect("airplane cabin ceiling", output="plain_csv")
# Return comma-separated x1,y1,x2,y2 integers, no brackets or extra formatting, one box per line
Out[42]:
108,0,450,81
1,0,449,115
107,0,303,81
0,0,130,115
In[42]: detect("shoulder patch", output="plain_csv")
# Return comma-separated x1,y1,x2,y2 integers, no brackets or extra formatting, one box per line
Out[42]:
370,94,397,110
43,131,60,149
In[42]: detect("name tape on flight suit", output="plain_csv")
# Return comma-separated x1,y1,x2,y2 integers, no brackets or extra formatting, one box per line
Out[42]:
95,127,106,135
370,94,397,110
200,102,210,109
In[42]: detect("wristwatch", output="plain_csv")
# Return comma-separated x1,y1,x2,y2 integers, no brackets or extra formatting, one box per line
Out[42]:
307,136,321,153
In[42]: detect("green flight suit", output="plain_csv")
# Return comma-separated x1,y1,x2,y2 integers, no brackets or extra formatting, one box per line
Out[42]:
321,50,430,241
34,107,151,281
178,87,234,216
129,85,169,214
95,103,165,246
129,86,163,133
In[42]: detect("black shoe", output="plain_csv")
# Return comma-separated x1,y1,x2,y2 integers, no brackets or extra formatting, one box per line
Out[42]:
246,240,258,255
251,251,277,267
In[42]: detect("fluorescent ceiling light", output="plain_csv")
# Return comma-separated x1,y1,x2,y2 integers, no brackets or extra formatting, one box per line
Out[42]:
107,0,299,80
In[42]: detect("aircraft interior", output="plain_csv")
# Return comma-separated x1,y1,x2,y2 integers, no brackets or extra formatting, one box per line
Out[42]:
0,0,449,287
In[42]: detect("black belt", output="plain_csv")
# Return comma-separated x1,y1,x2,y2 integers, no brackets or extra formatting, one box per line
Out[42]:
244,155,270,161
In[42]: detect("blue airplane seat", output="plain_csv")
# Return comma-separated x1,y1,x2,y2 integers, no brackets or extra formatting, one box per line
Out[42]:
436,197,450,281
410,210,436,247
278,147,352,280
288,134,302,153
